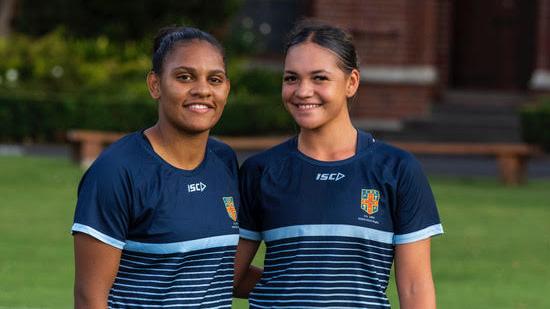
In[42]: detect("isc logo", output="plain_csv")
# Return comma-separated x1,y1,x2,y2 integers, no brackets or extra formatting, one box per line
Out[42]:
187,182,207,192
316,173,345,181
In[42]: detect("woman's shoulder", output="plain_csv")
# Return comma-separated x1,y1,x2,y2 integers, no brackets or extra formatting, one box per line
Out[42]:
240,137,296,172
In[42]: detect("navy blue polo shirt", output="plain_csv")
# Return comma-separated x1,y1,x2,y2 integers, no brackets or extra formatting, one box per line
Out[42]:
72,131,240,308
239,130,443,308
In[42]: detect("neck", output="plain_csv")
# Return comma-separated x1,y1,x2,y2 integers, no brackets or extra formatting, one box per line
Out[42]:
145,123,209,170
298,118,357,161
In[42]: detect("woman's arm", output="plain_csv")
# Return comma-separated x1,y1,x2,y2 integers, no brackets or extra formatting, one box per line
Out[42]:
394,238,436,309
74,233,122,309
233,238,263,298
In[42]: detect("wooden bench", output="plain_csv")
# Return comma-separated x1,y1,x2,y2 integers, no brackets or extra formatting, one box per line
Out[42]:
390,142,542,186
67,130,125,168
67,130,542,186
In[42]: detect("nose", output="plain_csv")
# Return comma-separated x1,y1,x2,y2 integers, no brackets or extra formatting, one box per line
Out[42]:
295,80,314,99
190,79,212,98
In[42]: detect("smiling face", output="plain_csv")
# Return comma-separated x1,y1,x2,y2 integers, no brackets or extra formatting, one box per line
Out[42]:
282,42,359,131
147,40,230,135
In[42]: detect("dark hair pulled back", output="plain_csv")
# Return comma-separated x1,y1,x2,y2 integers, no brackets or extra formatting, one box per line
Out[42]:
284,20,359,74
152,26,226,75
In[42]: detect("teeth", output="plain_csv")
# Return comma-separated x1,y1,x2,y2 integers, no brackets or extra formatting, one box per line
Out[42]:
187,104,209,110
296,104,320,109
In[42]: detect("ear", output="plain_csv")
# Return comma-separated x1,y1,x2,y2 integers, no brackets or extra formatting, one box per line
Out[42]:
147,71,161,100
225,78,231,101
346,69,360,98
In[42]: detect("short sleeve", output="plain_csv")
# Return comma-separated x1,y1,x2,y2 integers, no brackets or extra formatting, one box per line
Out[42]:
238,159,263,241
71,160,131,249
208,138,239,178
393,155,443,244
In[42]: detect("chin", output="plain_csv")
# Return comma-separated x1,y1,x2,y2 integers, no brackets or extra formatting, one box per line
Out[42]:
172,121,215,136
294,120,323,131
289,116,321,131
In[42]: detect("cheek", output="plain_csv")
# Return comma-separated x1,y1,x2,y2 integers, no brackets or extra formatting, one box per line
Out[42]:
281,85,294,102
214,87,230,104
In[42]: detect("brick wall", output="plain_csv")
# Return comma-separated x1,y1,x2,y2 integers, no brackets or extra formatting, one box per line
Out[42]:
436,0,452,93
311,0,441,121
530,0,550,91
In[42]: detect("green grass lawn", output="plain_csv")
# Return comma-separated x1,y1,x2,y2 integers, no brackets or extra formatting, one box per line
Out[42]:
1,156,549,308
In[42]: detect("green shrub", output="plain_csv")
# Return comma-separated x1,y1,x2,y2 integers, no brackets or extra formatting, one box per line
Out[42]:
520,96,550,152
0,31,294,142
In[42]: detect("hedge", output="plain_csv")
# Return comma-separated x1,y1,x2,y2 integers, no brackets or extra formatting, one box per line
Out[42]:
0,31,295,142
520,96,550,152
0,94,294,143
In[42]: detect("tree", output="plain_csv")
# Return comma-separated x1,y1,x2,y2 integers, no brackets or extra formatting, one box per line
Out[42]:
0,0,18,37
12,0,242,40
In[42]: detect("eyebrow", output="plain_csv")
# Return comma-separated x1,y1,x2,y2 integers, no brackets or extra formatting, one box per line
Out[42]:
172,66,226,75
284,69,331,75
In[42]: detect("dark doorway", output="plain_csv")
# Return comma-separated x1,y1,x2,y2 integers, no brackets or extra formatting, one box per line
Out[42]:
452,0,537,90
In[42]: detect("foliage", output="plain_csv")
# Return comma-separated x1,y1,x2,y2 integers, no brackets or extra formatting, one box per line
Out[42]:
13,0,243,41
0,31,293,142
520,96,550,152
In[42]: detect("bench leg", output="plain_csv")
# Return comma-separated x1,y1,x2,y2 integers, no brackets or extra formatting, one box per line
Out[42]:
81,141,103,168
497,155,527,186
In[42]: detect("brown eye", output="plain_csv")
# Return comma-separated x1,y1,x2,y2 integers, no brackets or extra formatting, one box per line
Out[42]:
209,75,225,84
177,74,193,82
283,75,297,84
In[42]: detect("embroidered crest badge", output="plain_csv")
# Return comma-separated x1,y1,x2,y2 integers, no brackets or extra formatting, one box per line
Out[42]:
361,189,380,215
222,196,237,222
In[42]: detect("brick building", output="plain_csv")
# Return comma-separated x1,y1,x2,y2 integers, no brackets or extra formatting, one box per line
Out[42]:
311,0,549,126
237,0,550,137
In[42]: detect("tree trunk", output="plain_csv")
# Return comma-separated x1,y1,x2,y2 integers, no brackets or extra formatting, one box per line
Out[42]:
0,0,17,37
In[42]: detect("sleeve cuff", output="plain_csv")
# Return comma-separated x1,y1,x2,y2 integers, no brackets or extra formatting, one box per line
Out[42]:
239,228,262,241
71,223,126,249
393,223,444,245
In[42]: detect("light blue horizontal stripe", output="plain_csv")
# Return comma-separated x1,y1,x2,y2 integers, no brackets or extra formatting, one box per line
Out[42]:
108,298,231,308
122,248,235,261
115,273,233,284
120,256,234,269
118,265,232,279
266,246,393,260
393,224,444,245
255,279,385,290
71,223,125,249
240,228,262,241
264,253,392,265
254,285,384,296
112,284,232,294
118,264,233,275
250,298,390,307
116,269,232,279
109,290,232,302
269,239,393,251
262,273,388,285
263,266,390,279
124,234,239,254
265,259,391,272
262,224,394,244
250,292,387,301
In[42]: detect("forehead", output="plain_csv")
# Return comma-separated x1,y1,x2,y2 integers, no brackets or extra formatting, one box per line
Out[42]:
163,40,225,71
284,42,341,71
